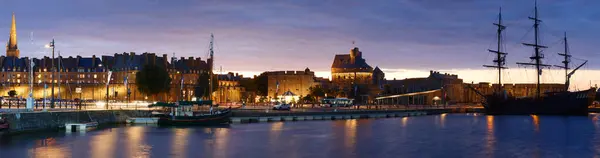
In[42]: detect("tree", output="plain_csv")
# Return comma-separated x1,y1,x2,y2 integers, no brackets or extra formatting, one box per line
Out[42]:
239,78,257,103
255,72,268,96
309,86,326,104
135,64,172,100
7,90,17,98
194,72,218,99
7,90,16,108
301,95,315,103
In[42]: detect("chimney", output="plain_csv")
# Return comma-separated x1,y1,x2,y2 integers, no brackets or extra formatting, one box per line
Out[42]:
92,55,96,70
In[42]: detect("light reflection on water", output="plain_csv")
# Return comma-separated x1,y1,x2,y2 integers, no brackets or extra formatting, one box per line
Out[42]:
91,128,117,158
485,116,495,158
2,114,600,157
126,126,149,158
171,128,190,158
29,138,71,158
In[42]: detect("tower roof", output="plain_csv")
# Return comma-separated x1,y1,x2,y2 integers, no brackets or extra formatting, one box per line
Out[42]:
8,12,17,49
6,12,19,57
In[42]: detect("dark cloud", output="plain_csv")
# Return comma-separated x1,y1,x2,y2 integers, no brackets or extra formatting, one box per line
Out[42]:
0,0,598,71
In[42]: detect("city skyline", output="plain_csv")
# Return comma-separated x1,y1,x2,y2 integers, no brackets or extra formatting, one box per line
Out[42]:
0,0,599,88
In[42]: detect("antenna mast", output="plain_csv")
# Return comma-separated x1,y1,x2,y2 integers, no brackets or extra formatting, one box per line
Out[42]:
517,0,550,98
483,7,507,92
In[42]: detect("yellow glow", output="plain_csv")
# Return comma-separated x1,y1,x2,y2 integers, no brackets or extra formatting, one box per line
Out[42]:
171,128,190,158
531,114,539,132
126,126,150,158
91,129,117,158
401,117,408,127
485,115,495,156
440,113,446,128
29,138,71,158
345,119,357,149
214,128,229,157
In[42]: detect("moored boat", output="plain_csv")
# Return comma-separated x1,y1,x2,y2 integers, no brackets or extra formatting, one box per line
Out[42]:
476,1,597,115
150,100,232,126
157,109,232,126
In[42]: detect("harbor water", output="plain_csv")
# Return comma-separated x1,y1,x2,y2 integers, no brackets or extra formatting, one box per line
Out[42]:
1,113,600,158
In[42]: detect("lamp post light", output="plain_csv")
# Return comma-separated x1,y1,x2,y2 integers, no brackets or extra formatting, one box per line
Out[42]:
45,39,55,108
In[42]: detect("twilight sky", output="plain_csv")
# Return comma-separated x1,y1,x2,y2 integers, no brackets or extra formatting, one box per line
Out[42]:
0,0,599,88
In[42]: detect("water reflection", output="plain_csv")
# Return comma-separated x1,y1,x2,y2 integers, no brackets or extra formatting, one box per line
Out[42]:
270,122,284,139
440,113,447,128
171,128,190,158
531,115,540,132
345,119,357,149
90,129,117,158
401,117,408,127
126,126,150,158
485,116,495,157
29,138,71,158
214,128,230,157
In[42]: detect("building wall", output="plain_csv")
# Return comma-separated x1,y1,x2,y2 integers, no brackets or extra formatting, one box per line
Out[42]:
331,72,373,87
213,76,245,103
267,70,317,99
0,53,211,103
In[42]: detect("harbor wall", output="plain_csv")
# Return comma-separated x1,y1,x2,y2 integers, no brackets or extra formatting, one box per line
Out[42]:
0,110,152,133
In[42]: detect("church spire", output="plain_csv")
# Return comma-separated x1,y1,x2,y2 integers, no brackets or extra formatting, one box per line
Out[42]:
6,12,19,57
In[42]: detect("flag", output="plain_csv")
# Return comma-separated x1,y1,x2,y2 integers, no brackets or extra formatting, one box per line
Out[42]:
180,76,184,90
106,71,112,86
276,80,280,93
124,76,128,88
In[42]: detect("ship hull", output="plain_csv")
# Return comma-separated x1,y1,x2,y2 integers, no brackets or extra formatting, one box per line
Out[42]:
483,88,596,115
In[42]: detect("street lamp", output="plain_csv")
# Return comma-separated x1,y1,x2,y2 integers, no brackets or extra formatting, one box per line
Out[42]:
45,39,55,108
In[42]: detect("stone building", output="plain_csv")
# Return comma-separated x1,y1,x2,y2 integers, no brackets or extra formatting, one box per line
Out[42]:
381,71,464,105
330,47,385,102
379,70,567,105
266,68,319,101
6,13,18,58
214,72,246,104
0,52,210,103
465,82,565,104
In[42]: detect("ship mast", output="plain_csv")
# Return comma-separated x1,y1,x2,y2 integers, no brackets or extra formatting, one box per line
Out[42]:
517,0,550,98
554,33,570,91
554,32,587,92
483,8,507,92
208,34,214,101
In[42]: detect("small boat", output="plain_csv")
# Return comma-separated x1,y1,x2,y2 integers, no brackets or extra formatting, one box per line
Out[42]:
157,109,232,126
150,101,232,126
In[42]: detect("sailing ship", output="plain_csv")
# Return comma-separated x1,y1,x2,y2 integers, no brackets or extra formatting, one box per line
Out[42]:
154,34,232,126
478,2,596,115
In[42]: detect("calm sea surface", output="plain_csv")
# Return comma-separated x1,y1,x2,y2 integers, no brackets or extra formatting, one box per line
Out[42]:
1,113,600,158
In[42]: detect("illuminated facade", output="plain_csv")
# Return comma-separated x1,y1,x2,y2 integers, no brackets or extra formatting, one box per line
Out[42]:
266,68,319,100
380,71,566,105
0,52,210,102
330,47,385,102
213,72,246,103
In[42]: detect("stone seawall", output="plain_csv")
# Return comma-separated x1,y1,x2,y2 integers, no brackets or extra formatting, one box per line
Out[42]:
0,110,152,133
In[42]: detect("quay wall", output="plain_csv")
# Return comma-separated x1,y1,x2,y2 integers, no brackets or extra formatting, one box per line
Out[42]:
0,110,152,133
231,108,481,117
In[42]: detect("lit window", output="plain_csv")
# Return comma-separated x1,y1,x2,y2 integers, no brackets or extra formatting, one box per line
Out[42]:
94,74,97,79
17,79,20,83
16,74,20,78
